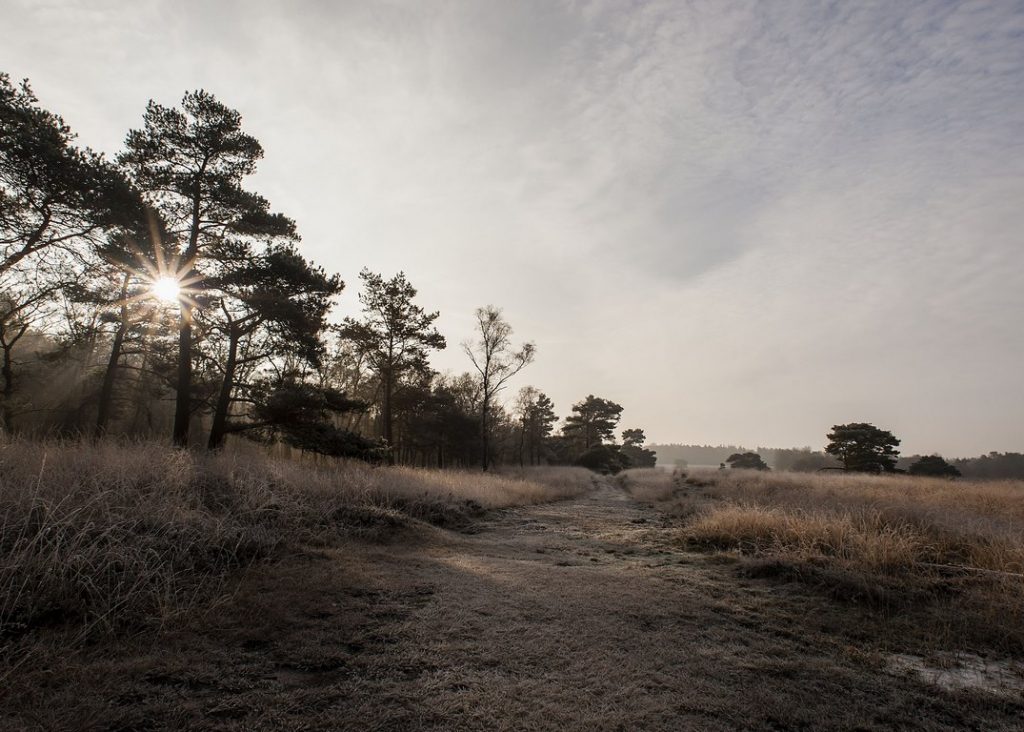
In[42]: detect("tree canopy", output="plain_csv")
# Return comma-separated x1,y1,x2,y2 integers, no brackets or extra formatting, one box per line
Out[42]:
825,423,900,473
462,306,535,470
563,395,623,450
725,452,769,470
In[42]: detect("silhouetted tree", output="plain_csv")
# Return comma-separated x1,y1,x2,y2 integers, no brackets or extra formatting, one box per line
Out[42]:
908,455,961,478
825,423,900,473
563,395,623,451
463,306,535,471
1,74,148,432
725,451,769,470
515,387,558,465
1,74,145,276
120,90,297,446
339,269,445,463
205,244,342,449
621,428,658,468
244,377,380,460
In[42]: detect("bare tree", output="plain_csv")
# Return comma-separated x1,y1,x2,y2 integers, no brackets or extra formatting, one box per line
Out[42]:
462,306,535,471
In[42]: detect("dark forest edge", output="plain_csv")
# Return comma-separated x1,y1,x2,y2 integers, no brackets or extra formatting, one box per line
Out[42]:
0,76,660,471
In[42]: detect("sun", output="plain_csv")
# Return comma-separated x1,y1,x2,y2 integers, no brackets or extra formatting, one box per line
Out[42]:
151,276,181,304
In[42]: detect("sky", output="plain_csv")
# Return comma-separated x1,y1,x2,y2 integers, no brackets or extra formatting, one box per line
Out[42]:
3,0,1023,456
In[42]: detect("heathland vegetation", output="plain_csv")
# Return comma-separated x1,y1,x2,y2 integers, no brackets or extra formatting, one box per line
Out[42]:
619,466,1024,653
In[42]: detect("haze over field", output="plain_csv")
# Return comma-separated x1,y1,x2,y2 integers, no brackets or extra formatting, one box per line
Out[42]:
3,0,1023,455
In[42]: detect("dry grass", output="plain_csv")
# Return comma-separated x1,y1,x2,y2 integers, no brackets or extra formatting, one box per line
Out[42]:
6,478,1022,730
620,466,1024,653
0,439,592,672
615,467,678,502
687,469,1024,573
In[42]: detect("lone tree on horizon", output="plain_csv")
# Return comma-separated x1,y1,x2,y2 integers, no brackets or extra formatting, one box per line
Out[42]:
825,422,900,473
726,451,769,470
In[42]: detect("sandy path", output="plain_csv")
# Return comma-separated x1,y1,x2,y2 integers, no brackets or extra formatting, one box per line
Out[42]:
12,481,1023,731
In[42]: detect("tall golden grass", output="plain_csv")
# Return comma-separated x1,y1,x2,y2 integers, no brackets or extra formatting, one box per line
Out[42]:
0,439,593,664
684,470,1024,572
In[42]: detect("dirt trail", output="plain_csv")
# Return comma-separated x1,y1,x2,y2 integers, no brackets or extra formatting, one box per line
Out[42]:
15,481,1024,731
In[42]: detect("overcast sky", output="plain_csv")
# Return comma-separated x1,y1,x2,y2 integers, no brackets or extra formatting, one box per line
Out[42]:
4,0,1023,456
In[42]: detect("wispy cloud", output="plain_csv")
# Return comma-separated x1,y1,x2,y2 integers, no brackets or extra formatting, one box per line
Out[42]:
3,0,1022,454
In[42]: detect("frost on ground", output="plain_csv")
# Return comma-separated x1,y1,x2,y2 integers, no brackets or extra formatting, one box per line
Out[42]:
889,652,1024,699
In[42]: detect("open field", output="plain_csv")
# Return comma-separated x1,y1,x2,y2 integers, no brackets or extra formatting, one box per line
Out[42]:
619,467,1024,655
1,450,1022,729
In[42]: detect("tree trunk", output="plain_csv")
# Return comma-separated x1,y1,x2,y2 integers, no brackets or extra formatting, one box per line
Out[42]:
95,322,128,438
207,331,239,450
95,275,131,438
173,183,204,448
0,342,13,434
481,394,490,471
172,304,193,447
0,319,27,434
382,370,394,465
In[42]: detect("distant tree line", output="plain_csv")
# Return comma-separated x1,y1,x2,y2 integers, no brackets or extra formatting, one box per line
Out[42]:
649,443,844,471
900,452,1024,480
0,75,658,471
653,426,1019,479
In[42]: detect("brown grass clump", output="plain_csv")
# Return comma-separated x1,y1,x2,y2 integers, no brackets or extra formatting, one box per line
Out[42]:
686,469,1024,574
686,505,929,570
0,439,593,669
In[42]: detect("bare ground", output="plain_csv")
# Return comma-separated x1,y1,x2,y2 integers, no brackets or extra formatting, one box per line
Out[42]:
6,481,1023,731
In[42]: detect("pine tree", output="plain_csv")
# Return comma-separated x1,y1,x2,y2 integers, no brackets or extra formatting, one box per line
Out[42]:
119,90,297,445
339,270,445,463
